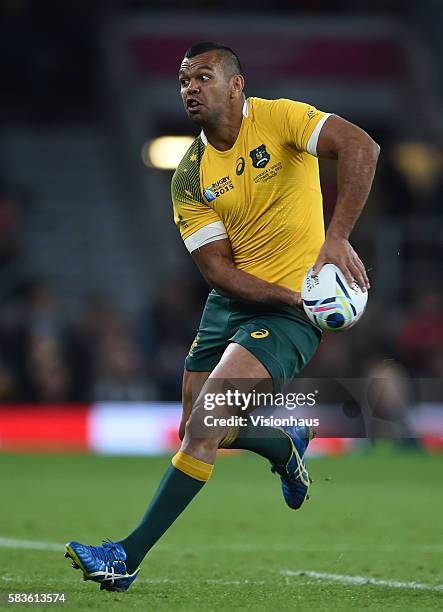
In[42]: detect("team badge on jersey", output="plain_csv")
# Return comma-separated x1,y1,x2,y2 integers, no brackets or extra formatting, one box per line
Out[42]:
249,144,270,168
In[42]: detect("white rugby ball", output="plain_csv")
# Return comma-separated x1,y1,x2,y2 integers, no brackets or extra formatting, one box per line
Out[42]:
301,263,368,331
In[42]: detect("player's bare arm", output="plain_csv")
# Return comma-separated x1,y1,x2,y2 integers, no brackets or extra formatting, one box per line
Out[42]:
192,237,301,308
313,114,380,290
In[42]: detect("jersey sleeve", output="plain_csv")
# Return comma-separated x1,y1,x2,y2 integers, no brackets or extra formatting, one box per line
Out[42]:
172,190,227,252
268,98,331,155
171,141,227,253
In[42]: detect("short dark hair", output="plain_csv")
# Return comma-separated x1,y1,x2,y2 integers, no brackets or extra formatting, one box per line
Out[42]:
184,42,242,78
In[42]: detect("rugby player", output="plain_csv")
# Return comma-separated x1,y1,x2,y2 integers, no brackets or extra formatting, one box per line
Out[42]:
65,42,379,591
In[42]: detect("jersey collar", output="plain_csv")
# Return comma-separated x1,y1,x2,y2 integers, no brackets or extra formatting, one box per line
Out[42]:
200,98,248,146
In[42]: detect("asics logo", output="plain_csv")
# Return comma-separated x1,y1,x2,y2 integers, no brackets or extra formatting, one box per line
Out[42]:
250,329,270,339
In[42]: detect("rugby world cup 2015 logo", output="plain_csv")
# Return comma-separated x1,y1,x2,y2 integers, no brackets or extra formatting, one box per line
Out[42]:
203,176,234,202
249,144,270,168
203,187,217,202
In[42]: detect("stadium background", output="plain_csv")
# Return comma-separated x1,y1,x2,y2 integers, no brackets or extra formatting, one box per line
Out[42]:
0,0,442,450
0,2,442,609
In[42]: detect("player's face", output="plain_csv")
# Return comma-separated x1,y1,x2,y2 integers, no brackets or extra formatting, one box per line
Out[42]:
179,52,232,125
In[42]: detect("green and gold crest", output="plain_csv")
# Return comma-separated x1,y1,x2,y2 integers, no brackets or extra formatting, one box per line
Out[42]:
249,144,270,168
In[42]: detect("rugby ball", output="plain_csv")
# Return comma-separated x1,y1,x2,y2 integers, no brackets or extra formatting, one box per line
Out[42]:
301,263,368,331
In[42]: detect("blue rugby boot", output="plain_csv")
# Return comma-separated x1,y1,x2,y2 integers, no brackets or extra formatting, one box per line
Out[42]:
65,539,140,592
271,424,316,510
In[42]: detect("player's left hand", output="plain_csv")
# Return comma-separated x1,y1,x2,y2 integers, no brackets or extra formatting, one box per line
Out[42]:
311,236,370,292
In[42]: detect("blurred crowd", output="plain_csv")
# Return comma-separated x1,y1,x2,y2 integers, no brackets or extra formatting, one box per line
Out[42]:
0,206,441,404
0,269,208,403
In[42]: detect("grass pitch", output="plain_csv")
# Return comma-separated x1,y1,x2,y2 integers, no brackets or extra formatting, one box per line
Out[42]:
0,448,442,611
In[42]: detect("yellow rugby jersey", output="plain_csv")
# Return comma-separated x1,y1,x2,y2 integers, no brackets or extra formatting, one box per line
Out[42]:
171,97,329,292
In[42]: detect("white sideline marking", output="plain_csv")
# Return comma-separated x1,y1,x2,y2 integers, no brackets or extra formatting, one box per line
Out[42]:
283,570,443,592
1,536,442,554
0,538,64,552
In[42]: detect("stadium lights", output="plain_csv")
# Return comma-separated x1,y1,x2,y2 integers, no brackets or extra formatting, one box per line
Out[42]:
142,136,195,170
392,141,442,190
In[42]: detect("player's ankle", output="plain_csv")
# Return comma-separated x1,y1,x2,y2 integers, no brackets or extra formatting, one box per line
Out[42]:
126,563,138,575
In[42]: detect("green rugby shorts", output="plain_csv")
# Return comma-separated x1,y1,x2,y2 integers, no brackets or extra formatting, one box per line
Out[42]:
185,290,322,390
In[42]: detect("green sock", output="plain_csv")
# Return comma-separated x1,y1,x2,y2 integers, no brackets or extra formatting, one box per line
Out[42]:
220,423,292,465
120,453,211,573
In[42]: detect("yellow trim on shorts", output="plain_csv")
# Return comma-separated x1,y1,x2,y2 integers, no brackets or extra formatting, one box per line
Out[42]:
172,451,213,482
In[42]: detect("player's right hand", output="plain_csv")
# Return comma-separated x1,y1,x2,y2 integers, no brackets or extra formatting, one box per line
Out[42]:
311,236,369,292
